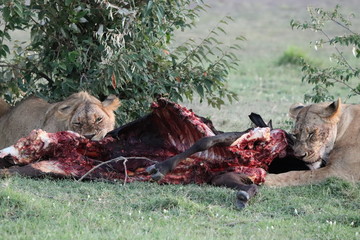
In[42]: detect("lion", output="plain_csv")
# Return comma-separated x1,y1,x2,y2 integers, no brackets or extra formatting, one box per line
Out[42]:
0,91,121,149
0,99,10,117
265,98,360,187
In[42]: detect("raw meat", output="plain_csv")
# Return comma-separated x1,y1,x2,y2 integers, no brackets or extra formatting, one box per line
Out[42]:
0,98,289,184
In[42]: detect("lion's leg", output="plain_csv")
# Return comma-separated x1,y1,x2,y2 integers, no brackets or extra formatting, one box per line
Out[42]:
264,166,337,187
211,172,258,209
146,132,246,181
0,161,71,178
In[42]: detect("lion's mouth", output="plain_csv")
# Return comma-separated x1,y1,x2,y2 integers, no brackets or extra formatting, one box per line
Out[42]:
90,135,103,141
302,153,322,170
299,150,316,161
306,160,322,170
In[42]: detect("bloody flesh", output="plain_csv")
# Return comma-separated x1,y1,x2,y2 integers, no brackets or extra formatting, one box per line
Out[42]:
0,98,289,184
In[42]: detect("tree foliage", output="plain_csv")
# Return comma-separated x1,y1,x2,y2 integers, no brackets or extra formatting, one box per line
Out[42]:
291,5,360,102
0,0,242,123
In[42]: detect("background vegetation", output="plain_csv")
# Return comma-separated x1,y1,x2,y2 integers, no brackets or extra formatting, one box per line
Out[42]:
0,0,360,239
0,0,241,123
180,0,360,131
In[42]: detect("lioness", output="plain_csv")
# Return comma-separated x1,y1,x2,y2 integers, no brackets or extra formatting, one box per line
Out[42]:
265,99,360,187
0,91,120,148
0,99,10,117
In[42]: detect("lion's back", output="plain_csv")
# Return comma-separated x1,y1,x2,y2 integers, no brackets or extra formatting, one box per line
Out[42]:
0,97,51,148
0,99,10,117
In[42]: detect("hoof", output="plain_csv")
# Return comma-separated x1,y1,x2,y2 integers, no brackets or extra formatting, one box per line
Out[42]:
236,190,250,202
151,171,164,181
235,191,249,210
146,165,164,181
146,165,158,174
236,191,250,210
235,199,247,210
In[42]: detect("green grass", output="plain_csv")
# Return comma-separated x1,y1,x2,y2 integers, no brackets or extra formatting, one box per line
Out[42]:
0,177,359,239
2,0,360,239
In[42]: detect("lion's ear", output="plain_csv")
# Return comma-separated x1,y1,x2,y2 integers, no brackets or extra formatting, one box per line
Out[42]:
102,95,121,111
322,98,341,121
289,103,305,119
57,104,74,117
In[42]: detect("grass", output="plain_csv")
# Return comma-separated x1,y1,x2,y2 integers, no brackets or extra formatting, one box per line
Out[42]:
0,177,359,239
1,0,360,239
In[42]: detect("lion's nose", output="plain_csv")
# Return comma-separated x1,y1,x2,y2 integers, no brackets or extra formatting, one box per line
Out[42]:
84,134,96,139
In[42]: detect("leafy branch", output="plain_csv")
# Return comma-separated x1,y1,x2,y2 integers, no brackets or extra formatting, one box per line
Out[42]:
291,5,360,102
0,0,243,123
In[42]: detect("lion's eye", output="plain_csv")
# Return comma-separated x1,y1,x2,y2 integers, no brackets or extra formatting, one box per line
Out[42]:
308,132,315,139
292,131,299,139
95,117,103,123
73,122,82,127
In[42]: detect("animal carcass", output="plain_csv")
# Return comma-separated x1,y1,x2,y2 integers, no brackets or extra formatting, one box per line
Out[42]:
0,98,299,208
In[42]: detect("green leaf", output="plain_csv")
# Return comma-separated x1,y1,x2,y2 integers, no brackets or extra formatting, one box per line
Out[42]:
68,51,79,63
196,84,204,97
69,23,80,33
65,0,72,6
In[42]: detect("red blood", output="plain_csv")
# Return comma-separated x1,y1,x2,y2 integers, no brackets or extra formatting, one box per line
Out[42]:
0,98,289,184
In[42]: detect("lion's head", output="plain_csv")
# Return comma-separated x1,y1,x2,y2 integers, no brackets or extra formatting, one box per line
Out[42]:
289,99,342,169
47,92,121,140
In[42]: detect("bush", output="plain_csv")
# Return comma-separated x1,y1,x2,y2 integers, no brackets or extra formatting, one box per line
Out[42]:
0,0,243,123
277,46,308,66
291,5,360,102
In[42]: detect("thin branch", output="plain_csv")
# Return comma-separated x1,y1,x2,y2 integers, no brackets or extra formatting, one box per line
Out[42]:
331,19,357,35
77,156,158,182
320,29,356,72
328,77,360,95
0,63,54,84
177,18,228,66
122,158,128,185
36,71,54,84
